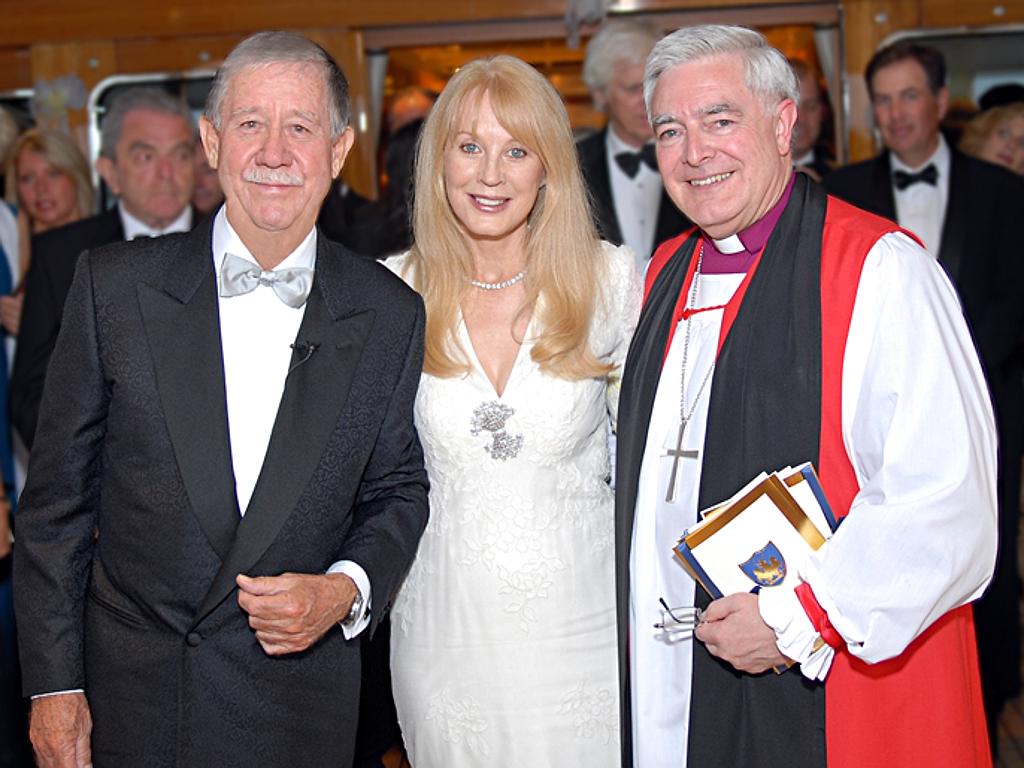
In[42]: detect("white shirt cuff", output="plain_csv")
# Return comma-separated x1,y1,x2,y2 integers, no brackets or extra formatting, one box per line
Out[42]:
758,584,834,681
32,689,85,699
327,560,371,639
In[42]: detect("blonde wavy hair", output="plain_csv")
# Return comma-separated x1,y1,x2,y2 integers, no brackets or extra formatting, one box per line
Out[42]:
405,55,609,380
960,103,1024,168
5,128,95,222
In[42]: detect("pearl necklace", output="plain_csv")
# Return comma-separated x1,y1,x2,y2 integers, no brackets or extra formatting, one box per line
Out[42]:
467,270,526,291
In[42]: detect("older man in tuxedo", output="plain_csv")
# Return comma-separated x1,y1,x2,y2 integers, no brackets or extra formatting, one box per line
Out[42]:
14,31,428,768
579,19,691,270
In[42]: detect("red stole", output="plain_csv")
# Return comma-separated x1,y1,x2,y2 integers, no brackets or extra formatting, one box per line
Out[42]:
816,198,990,768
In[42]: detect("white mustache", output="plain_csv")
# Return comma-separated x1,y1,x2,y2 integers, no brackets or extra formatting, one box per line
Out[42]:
243,168,303,186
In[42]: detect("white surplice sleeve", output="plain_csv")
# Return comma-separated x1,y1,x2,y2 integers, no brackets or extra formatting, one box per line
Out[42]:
760,230,997,675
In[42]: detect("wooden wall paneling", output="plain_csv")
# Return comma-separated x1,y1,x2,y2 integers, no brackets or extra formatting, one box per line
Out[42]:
922,0,1024,27
364,3,838,50
608,0,829,9
841,0,922,162
114,35,244,76
2,0,846,50
0,49,32,94
301,28,379,200
0,0,571,49
30,41,119,132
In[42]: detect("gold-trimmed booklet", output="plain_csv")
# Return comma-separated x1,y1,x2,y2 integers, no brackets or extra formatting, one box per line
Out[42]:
674,463,836,600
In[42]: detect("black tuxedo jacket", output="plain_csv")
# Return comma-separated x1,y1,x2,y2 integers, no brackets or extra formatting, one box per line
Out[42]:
13,220,429,766
317,179,372,250
824,148,1024,378
577,129,692,258
10,208,124,447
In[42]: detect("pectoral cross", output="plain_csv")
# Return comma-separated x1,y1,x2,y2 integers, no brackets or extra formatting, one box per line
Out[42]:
663,420,699,503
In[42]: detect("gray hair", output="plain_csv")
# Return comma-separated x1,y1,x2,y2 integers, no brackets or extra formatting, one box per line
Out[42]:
100,87,194,158
582,19,664,94
644,25,799,119
204,31,351,139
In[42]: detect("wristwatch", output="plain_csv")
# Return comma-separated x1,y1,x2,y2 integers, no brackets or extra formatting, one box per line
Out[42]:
343,586,364,626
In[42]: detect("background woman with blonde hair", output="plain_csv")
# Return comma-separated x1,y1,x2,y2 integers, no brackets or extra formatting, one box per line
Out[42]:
960,102,1024,176
3,129,93,334
386,54,640,765
6,128,92,232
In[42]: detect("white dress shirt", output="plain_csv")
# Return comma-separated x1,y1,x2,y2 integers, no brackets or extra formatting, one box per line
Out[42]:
606,126,663,269
118,202,193,240
890,134,951,256
212,208,370,637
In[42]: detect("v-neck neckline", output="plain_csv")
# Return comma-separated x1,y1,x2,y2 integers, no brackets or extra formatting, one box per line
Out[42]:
459,311,535,399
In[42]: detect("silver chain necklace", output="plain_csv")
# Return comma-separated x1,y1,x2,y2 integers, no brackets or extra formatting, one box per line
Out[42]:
664,243,717,503
467,270,526,291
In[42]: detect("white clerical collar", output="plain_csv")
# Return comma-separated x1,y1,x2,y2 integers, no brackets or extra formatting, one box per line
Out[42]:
211,206,317,273
118,202,192,240
891,132,951,179
711,234,745,254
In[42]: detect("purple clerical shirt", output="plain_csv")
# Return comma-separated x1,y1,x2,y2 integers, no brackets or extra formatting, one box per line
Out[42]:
700,172,797,275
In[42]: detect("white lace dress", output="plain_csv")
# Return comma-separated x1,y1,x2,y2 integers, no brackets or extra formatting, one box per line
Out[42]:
384,243,640,767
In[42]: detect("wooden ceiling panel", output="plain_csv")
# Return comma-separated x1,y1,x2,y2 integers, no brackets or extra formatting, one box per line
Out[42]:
1,0,567,48
114,35,244,75
0,48,32,93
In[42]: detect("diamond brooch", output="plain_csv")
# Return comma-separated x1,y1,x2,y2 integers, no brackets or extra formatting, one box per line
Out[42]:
470,401,523,460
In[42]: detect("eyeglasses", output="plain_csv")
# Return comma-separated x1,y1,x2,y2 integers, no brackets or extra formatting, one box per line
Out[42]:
652,597,703,639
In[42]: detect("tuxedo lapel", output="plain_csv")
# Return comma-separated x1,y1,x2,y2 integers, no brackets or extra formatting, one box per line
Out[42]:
137,223,240,562
871,153,897,220
581,131,624,245
193,237,375,626
937,150,969,280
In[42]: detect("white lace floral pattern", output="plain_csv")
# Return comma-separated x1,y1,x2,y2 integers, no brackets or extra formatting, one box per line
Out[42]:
425,687,492,757
559,682,618,745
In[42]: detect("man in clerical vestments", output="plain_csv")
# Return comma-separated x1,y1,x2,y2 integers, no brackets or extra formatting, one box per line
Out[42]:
614,24,997,768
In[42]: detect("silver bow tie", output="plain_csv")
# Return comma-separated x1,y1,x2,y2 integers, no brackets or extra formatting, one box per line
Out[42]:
218,252,314,308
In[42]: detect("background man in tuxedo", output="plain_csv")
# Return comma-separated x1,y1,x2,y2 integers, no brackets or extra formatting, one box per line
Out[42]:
578,19,690,270
14,31,428,767
10,87,197,449
824,41,1024,742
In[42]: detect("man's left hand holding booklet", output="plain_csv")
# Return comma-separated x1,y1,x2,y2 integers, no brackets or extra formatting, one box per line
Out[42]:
674,462,838,601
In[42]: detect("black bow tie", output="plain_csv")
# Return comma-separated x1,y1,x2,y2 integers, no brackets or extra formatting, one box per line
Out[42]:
615,144,658,178
893,164,938,190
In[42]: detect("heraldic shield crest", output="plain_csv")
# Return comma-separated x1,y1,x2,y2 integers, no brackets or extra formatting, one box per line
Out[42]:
739,541,787,588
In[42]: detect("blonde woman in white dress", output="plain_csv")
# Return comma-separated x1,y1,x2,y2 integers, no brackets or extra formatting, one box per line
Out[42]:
385,55,641,766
